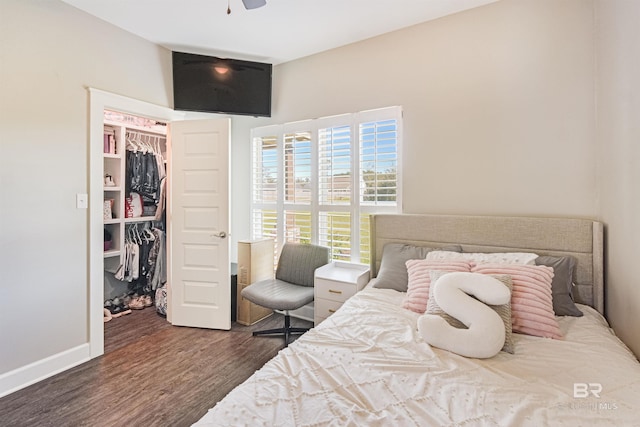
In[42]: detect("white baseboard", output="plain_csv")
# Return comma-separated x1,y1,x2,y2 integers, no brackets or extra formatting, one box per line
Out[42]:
0,344,91,398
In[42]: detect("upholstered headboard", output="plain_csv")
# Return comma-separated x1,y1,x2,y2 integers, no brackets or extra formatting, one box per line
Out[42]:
370,214,604,315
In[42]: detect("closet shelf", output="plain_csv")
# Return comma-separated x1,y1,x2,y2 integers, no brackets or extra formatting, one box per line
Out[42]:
124,216,159,224
104,153,121,159
104,186,122,192
104,218,120,224
104,249,120,259
105,119,167,136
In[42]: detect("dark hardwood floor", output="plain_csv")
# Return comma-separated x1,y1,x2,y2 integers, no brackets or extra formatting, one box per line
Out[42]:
0,309,313,427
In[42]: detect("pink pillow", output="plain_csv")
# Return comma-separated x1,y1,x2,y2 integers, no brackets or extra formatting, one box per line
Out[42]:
471,263,562,339
403,260,473,313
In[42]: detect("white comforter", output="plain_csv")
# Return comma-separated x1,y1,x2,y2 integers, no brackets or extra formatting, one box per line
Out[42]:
194,288,640,426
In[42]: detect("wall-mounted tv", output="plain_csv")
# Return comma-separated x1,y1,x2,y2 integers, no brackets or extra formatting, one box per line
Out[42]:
172,51,272,117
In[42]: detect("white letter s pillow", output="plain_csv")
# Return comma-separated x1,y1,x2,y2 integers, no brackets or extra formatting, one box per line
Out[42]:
417,272,510,359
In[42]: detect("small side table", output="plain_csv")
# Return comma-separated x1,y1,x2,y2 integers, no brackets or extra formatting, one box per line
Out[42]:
314,261,370,325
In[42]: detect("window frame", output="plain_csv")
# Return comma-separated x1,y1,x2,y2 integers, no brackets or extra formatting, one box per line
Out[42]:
250,106,402,263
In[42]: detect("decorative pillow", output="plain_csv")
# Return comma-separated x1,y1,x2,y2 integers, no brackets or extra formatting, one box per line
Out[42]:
535,256,583,317
402,259,472,313
418,272,511,359
426,270,515,354
373,243,462,292
426,250,539,265
471,263,563,339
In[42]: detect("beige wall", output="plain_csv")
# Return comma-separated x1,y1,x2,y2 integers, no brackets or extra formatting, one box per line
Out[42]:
596,0,640,357
234,0,597,234
0,0,172,374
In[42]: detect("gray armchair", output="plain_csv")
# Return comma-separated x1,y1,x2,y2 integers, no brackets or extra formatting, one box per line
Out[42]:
241,242,330,345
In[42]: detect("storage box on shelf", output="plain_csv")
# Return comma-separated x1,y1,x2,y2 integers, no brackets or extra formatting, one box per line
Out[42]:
314,261,370,325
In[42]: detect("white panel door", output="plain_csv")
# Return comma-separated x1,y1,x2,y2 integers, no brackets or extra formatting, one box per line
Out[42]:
168,118,231,329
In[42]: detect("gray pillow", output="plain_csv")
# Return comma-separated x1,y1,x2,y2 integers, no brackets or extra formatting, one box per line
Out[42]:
373,243,461,292
535,256,583,317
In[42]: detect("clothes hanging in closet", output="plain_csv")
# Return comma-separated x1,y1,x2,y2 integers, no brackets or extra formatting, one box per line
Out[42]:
126,151,160,203
115,224,166,295
115,132,167,298
125,131,166,214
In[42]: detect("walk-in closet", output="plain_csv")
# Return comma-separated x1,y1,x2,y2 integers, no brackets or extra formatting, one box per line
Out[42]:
90,90,232,357
103,110,168,326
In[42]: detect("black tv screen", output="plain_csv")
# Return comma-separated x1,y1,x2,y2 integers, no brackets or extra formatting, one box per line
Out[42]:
172,51,272,117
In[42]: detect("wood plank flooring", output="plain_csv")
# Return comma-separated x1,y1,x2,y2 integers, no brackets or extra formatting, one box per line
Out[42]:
0,309,313,427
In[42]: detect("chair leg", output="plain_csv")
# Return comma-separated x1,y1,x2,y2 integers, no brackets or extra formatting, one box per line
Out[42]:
253,328,288,336
252,312,310,346
284,314,290,345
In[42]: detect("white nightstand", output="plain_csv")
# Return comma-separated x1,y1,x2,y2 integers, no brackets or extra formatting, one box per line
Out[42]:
314,261,370,325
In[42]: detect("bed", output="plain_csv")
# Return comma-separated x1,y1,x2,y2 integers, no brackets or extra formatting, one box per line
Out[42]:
194,214,640,426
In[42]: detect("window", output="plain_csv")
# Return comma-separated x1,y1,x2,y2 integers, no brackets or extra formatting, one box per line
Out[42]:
251,106,402,263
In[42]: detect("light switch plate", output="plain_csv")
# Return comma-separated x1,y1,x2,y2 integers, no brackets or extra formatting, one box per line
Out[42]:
76,193,88,209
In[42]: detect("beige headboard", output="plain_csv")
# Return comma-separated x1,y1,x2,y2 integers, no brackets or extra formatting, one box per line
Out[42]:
370,214,604,315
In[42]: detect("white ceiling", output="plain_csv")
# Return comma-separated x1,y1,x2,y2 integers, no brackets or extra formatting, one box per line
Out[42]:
61,0,498,65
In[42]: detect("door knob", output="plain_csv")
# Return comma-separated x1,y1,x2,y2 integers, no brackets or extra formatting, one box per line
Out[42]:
211,231,228,239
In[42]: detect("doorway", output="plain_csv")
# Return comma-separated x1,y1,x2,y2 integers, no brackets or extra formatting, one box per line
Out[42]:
102,109,169,348
88,89,231,359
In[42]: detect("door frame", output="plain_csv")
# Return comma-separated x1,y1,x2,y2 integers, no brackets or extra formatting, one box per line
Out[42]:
88,88,192,358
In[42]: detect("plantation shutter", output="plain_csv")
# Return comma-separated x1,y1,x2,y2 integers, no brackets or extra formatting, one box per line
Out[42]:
359,118,399,206
251,128,279,243
282,124,313,245
283,131,312,205
318,124,352,205
317,115,353,260
250,107,402,263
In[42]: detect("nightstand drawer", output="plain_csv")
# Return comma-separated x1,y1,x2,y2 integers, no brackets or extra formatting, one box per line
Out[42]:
315,298,343,320
314,261,370,326
315,279,357,303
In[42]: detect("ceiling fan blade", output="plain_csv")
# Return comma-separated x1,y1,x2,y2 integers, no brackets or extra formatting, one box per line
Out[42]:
242,0,266,10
